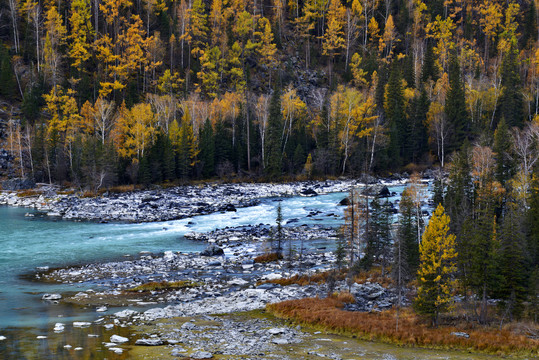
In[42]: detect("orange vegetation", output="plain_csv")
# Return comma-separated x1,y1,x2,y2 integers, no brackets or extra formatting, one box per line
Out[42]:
267,296,539,356
254,252,283,263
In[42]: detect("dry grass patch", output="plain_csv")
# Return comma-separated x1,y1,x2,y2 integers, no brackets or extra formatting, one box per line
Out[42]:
254,252,283,263
16,189,40,197
267,296,539,356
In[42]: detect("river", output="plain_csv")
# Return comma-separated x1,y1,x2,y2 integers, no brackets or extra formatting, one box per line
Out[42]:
0,183,507,359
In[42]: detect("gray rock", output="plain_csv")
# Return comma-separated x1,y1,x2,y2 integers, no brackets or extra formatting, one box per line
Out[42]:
200,245,224,257
171,347,187,356
135,338,164,346
110,335,129,343
181,322,196,330
190,350,213,359
450,332,470,338
42,293,62,300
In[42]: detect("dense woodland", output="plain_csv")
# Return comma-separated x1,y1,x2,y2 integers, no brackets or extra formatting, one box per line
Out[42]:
0,0,538,327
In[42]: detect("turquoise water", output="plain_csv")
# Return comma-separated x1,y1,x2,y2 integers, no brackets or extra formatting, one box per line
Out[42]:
0,186,412,330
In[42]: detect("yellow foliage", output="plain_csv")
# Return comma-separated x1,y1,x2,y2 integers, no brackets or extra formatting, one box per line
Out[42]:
414,204,457,324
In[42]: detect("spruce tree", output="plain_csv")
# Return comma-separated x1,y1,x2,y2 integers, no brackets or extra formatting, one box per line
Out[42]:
398,188,420,273
493,118,515,186
421,42,439,84
199,118,215,178
265,86,283,178
498,200,529,321
384,63,406,166
445,52,468,152
498,41,524,128
0,44,15,98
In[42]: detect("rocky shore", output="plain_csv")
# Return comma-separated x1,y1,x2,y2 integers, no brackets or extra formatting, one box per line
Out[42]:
35,222,402,358
0,179,380,222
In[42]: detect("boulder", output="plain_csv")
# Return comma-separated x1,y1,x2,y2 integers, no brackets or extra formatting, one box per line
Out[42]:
200,245,224,257
135,338,164,346
191,351,213,359
300,188,318,197
338,197,350,206
110,335,129,343
221,204,236,212
378,186,391,197
42,293,62,301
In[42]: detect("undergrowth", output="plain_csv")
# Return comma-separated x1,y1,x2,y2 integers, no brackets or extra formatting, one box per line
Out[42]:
267,295,539,356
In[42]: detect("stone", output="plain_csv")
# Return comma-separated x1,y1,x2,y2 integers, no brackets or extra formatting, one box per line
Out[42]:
190,350,213,359
96,306,107,312
450,332,470,338
171,347,187,356
53,323,65,332
378,186,391,198
114,309,138,318
181,322,196,330
36,336,47,339
268,328,286,335
110,335,129,343
135,338,164,346
200,245,224,257
338,197,350,206
109,347,123,354
42,293,62,300
272,338,289,345
0,336,6,341
300,188,318,197
73,322,91,328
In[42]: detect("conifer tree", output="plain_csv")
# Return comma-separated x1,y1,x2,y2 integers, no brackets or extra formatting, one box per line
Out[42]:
199,118,215,177
265,86,283,178
493,118,515,186
498,199,529,321
384,63,406,166
445,52,467,151
398,188,420,273
414,204,458,326
498,41,524,129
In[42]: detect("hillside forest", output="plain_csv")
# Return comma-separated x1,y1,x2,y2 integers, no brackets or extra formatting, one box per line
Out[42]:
0,0,538,328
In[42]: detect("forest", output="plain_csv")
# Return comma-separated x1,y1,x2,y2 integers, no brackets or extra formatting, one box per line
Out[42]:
0,0,538,326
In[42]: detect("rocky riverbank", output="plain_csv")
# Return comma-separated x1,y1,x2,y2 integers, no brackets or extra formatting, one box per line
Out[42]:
0,178,409,222
33,221,404,359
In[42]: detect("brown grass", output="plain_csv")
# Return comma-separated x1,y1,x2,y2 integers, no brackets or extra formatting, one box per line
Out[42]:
254,252,283,263
16,189,40,197
101,184,139,194
353,267,394,288
267,297,539,356
126,280,201,292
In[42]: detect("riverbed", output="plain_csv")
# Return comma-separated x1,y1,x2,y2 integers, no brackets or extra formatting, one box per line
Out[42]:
4,181,504,360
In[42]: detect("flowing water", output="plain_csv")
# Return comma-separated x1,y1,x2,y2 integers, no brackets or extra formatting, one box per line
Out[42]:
1,184,505,360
